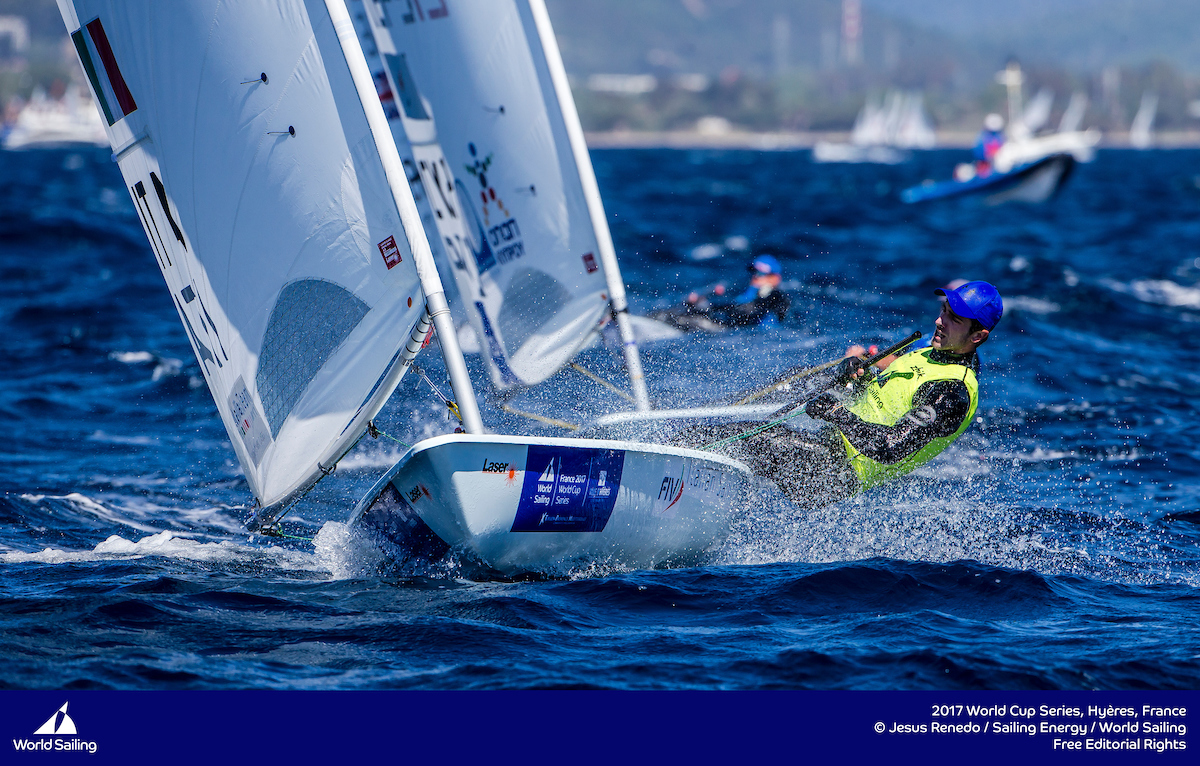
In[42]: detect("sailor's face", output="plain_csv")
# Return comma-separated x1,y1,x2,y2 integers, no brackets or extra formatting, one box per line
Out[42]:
932,302,981,353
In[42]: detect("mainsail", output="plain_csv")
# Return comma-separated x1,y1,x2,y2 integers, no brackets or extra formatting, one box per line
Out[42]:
56,0,449,510
350,0,643,400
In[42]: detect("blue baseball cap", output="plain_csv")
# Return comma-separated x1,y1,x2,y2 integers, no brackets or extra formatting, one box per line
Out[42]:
749,255,781,275
935,281,1003,330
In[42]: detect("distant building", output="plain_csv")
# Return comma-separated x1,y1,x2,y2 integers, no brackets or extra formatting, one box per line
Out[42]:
0,16,29,62
587,74,657,95
841,0,861,67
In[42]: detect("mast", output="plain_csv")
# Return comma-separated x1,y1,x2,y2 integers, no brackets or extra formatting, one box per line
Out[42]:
324,0,484,434
997,61,1026,140
525,0,651,412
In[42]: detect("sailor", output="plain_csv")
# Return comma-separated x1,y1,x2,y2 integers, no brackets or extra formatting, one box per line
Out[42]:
655,255,791,331
974,114,1005,176
842,278,967,370
693,281,1002,508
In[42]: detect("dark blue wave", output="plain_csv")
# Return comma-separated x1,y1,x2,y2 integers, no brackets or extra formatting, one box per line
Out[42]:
1,146,1198,690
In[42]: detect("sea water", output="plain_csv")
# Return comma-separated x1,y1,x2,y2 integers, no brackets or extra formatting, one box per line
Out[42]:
1,147,1198,689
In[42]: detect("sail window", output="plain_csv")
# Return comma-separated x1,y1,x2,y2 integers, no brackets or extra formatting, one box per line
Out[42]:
384,53,429,121
256,279,370,437
497,269,570,354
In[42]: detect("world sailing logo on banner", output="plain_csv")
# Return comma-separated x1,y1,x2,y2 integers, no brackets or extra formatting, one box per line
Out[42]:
12,701,99,754
34,702,76,736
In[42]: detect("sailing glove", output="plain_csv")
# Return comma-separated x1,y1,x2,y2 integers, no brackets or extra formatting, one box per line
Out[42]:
832,356,866,385
805,392,843,421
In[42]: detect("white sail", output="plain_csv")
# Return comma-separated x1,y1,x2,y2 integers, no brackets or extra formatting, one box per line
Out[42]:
56,0,436,510
1130,92,1157,150
351,0,612,390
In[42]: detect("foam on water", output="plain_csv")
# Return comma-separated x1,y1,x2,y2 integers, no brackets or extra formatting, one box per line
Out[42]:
0,530,322,571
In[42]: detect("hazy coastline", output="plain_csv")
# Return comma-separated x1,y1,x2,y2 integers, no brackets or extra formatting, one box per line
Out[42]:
586,129,1200,150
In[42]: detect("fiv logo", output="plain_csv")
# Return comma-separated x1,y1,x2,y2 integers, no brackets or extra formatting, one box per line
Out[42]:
653,462,687,518
12,701,98,754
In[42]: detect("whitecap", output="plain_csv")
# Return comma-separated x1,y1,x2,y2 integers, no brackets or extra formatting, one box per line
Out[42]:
87,431,158,446
687,243,724,261
1103,278,1200,309
1005,295,1061,314
19,492,161,533
1,530,325,571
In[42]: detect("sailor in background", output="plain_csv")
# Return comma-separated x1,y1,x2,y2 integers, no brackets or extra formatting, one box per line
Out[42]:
654,255,791,331
973,113,1006,176
695,281,1003,508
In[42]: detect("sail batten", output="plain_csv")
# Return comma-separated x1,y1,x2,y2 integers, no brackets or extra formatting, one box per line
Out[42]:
57,0,437,509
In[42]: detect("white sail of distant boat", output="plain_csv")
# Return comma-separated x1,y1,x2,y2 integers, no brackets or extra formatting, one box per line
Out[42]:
350,0,649,402
891,91,935,149
814,89,933,163
850,94,886,146
1130,92,1158,149
1018,88,1054,136
1058,92,1088,133
54,0,481,513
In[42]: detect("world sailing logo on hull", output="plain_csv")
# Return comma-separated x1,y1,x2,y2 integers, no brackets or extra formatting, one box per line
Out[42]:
12,701,99,754
512,446,626,532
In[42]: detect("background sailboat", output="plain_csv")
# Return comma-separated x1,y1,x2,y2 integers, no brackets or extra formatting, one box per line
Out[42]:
1130,92,1158,149
345,0,753,574
813,89,935,164
349,0,650,406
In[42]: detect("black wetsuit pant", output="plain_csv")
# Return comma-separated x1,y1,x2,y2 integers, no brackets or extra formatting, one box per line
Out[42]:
677,422,859,509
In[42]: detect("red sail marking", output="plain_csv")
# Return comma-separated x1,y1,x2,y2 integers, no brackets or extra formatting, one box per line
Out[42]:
85,19,137,117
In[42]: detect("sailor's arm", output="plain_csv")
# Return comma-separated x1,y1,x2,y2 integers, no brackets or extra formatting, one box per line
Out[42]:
806,380,972,464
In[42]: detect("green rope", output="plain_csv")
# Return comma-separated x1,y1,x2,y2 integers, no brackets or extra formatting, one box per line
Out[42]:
368,421,412,449
699,407,807,451
257,526,315,543
699,400,848,451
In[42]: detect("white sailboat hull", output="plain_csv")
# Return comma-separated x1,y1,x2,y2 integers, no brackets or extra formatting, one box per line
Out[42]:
812,141,909,165
350,434,752,574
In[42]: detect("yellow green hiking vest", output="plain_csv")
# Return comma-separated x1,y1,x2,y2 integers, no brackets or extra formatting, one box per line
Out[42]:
839,347,978,490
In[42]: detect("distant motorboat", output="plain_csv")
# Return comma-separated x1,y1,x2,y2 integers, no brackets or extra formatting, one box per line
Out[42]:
813,90,935,164
991,128,1100,172
901,153,1076,205
902,63,1100,205
2,86,107,150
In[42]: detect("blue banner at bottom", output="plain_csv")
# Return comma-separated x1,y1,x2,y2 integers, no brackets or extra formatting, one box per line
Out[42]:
0,690,1192,763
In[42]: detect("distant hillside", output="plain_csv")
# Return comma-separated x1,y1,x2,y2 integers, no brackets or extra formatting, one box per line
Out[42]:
544,0,994,88
0,0,63,40
863,0,1200,74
